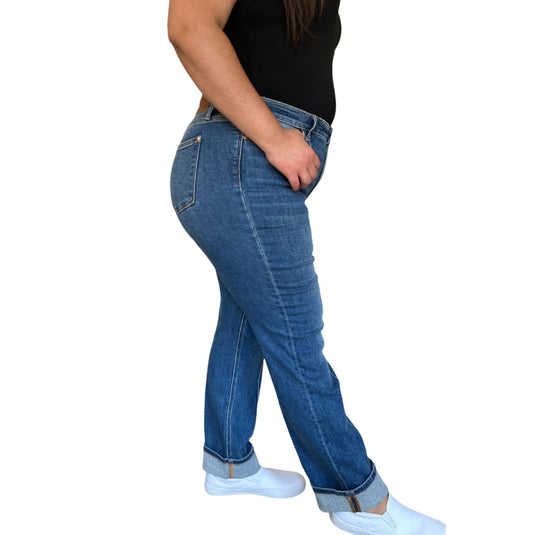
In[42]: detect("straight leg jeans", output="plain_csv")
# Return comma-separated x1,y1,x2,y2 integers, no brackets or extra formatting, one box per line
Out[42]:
169,96,388,512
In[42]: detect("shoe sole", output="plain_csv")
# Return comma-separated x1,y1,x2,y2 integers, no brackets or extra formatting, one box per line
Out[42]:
205,480,305,499
329,512,375,535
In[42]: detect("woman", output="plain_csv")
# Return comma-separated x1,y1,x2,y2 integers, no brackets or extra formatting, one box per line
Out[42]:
167,1,445,533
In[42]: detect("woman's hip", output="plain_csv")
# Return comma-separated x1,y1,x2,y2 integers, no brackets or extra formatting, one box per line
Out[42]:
169,103,331,221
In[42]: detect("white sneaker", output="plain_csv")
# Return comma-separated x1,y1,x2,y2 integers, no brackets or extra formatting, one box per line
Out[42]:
330,494,445,534
204,466,306,498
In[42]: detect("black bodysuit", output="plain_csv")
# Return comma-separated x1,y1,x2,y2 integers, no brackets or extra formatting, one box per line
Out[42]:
223,0,342,125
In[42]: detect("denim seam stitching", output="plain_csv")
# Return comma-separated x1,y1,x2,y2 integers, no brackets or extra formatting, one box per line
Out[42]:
312,463,377,495
274,118,330,143
236,177,348,490
188,117,329,143
203,444,255,465
225,313,247,458
173,136,202,215
189,117,233,127
176,136,199,151
192,97,332,132
260,96,332,131
236,132,244,186
256,356,264,397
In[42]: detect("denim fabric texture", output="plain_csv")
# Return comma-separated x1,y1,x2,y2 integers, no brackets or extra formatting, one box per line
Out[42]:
170,96,388,512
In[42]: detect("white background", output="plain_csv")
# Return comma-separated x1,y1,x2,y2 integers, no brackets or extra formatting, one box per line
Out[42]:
1,1,534,533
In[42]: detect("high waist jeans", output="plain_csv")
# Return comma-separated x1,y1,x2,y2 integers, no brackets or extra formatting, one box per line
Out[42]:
169,96,388,512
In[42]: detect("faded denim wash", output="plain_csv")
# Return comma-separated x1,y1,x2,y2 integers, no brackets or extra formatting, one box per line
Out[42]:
169,96,388,512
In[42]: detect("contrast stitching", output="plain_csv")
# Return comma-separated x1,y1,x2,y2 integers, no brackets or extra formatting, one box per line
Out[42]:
203,444,255,464
174,136,202,215
312,463,378,494
187,117,330,143
225,313,247,459
256,355,264,397
260,96,332,131
176,136,199,151
236,132,244,185
189,117,233,127
236,179,348,489
278,118,330,143
174,200,194,215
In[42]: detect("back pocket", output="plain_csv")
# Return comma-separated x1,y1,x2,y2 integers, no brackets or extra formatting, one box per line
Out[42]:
170,134,202,215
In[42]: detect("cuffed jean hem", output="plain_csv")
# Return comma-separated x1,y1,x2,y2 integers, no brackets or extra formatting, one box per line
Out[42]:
313,464,389,513
202,446,261,479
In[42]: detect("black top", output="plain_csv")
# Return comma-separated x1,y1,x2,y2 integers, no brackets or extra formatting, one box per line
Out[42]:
223,0,342,125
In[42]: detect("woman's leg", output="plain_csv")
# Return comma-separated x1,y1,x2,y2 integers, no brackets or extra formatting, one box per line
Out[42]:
202,272,265,478
171,112,387,512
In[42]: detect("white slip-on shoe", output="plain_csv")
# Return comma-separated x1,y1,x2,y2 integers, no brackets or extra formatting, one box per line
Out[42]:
329,494,446,535
204,466,306,498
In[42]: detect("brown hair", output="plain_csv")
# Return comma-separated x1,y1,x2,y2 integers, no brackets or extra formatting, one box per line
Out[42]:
283,0,326,51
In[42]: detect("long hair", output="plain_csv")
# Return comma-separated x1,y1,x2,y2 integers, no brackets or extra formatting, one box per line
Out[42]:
283,0,326,51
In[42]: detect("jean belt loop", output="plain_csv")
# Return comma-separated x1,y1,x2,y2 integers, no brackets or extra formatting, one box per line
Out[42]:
204,103,215,121
306,116,318,141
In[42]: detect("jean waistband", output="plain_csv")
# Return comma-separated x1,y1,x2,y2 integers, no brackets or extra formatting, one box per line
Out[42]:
188,96,333,142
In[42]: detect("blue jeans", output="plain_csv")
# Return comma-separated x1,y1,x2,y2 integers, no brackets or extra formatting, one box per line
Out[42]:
170,96,388,512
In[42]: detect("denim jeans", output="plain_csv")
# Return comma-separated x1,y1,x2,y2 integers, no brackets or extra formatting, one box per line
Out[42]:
169,96,388,512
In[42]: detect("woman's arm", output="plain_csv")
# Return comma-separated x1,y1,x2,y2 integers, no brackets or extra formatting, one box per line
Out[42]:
167,0,320,192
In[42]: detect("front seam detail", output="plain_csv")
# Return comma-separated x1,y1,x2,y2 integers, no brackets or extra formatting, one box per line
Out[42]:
236,181,348,490
225,313,247,459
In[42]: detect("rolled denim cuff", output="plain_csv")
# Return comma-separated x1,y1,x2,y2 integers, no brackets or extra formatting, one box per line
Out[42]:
202,446,261,479
313,463,388,513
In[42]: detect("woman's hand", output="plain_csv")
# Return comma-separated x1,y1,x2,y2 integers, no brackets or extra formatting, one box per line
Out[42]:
263,127,321,192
